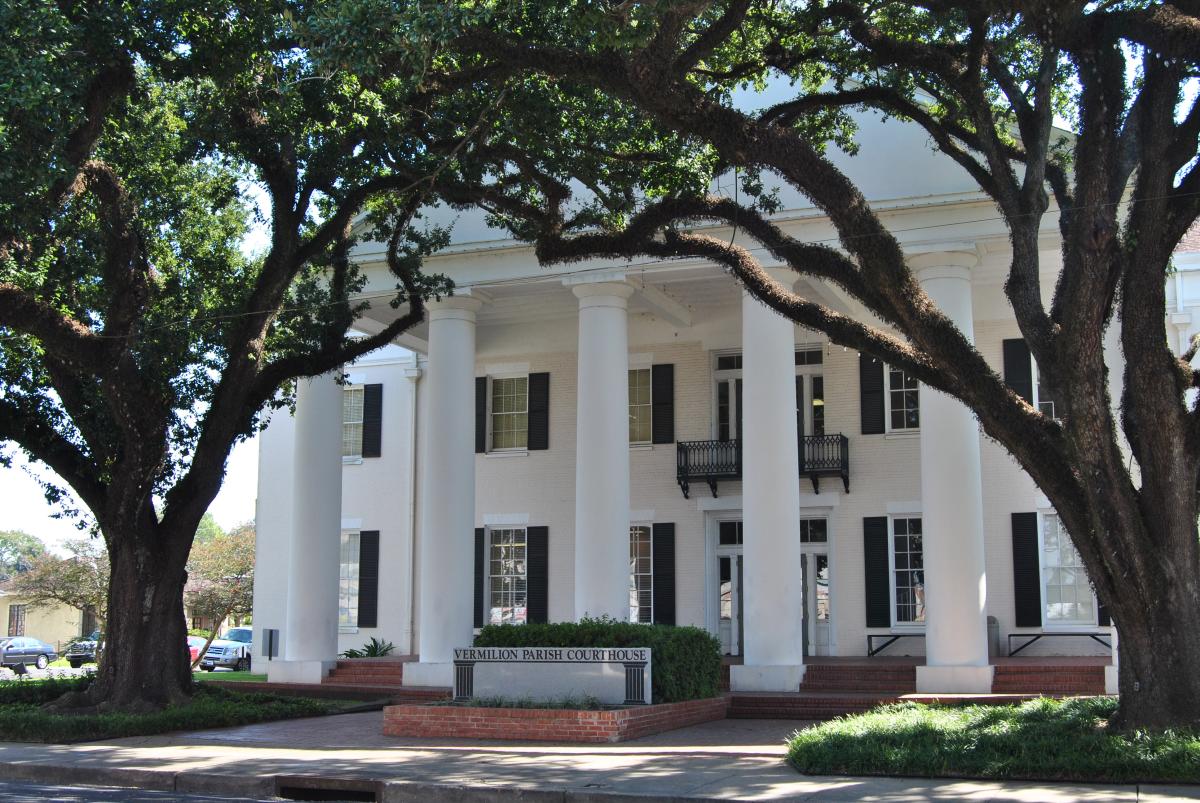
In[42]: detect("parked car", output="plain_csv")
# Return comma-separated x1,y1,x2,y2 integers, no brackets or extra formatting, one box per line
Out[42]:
187,635,207,664
200,626,253,671
64,630,102,668
0,636,59,670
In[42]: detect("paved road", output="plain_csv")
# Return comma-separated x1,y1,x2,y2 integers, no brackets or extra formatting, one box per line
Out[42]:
0,781,276,802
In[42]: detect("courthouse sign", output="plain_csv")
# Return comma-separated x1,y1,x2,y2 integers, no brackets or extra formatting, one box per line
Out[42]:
453,647,651,705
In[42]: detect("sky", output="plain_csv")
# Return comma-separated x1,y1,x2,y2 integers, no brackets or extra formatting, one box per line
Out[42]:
0,438,259,553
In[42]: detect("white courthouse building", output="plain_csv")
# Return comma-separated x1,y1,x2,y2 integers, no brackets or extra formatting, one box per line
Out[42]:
252,107,1128,695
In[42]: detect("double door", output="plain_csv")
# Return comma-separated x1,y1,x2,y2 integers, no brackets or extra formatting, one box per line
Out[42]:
716,521,831,657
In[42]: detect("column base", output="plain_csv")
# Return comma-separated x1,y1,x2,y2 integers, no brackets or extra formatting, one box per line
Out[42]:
1105,665,1119,695
729,664,806,692
915,664,994,693
402,661,454,688
266,659,335,685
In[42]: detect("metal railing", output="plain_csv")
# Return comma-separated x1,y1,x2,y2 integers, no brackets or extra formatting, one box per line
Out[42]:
676,434,850,498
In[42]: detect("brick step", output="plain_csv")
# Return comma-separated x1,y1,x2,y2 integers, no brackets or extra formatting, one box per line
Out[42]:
993,667,1105,676
318,682,450,701
324,677,406,688
993,686,1105,695
326,667,406,675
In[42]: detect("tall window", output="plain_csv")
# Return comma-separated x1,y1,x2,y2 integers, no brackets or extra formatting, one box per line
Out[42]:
342,387,364,458
6,604,26,637
491,377,529,450
338,532,360,628
1041,513,1095,625
888,368,920,430
811,376,825,436
628,369,652,443
489,528,528,625
1035,362,1058,420
892,517,925,625
629,525,653,623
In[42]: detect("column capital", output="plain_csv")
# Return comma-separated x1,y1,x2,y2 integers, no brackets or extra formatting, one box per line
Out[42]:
571,281,635,308
909,250,978,282
427,294,484,321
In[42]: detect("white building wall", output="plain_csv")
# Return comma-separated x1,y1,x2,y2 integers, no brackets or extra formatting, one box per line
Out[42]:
251,408,295,671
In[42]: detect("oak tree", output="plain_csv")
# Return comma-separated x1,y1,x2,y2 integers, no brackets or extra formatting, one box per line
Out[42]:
437,0,1200,729
0,1,492,710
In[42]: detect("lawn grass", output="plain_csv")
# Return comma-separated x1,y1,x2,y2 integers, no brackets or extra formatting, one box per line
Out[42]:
0,675,353,743
192,670,267,682
787,697,1200,784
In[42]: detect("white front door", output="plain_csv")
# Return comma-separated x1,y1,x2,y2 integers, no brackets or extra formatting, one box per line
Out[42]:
801,551,832,657
718,552,743,656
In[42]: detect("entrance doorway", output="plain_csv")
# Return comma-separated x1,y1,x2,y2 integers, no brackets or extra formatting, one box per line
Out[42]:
800,517,832,657
716,520,744,656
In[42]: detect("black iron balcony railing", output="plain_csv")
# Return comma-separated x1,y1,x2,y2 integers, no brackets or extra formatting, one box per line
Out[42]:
675,434,850,498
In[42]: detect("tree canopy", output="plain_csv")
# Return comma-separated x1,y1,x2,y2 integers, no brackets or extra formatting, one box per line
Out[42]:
8,539,109,626
0,0,501,709
411,0,1199,730
0,530,46,581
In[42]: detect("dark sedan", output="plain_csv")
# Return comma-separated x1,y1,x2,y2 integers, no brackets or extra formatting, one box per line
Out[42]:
0,636,59,670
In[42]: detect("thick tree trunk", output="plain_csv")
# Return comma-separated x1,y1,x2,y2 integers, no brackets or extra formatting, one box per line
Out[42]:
81,522,193,712
1111,583,1200,731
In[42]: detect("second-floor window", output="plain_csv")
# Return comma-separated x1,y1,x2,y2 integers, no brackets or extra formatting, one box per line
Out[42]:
888,367,920,430
629,369,652,443
491,377,529,450
342,386,364,458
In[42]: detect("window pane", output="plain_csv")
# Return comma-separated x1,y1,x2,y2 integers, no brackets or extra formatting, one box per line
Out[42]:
339,532,360,627
489,528,528,625
342,387,365,457
491,377,529,450
893,517,925,624
629,369,652,443
1041,513,1096,625
629,525,653,623
888,368,920,430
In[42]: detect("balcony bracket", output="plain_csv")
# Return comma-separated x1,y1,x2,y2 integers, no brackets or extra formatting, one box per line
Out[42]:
707,478,720,498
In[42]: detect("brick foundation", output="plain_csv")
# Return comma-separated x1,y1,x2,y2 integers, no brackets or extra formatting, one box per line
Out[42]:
382,696,729,743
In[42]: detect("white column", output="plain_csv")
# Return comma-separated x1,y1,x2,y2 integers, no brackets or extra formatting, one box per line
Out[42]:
730,269,806,692
912,254,993,693
406,296,482,687
269,371,343,684
571,281,635,620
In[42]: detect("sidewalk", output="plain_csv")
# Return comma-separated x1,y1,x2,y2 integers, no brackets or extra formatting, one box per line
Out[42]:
0,711,1195,802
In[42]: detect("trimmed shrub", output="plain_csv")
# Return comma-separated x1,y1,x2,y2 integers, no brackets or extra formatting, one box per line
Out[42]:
474,617,721,703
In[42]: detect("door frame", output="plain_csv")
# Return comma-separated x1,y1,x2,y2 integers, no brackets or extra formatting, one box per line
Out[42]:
705,510,744,651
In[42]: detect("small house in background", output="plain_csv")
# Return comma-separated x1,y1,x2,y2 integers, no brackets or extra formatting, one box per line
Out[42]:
0,580,95,652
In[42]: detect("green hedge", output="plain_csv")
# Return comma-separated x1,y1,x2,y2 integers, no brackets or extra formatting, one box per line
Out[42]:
474,617,721,704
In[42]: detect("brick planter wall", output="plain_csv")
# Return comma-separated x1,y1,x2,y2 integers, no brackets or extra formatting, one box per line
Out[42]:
383,696,729,743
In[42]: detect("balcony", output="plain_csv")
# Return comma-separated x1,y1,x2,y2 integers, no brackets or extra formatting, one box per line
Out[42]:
675,434,850,498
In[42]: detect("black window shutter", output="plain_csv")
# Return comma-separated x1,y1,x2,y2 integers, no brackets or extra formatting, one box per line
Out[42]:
863,517,890,628
651,364,675,444
361,384,383,458
526,526,549,623
1011,512,1042,627
652,523,676,625
859,357,885,435
357,531,380,627
1003,339,1034,403
527,372,550,450
475,377,487,454
474,528,485,629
